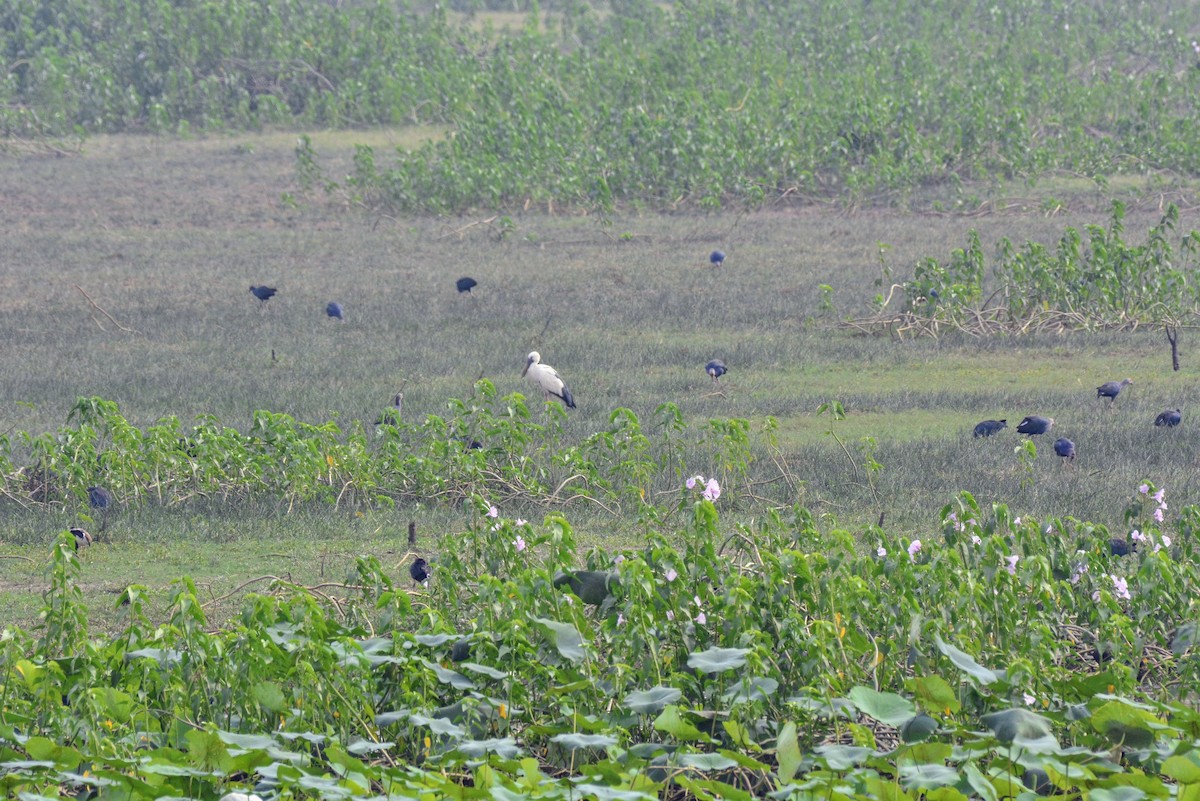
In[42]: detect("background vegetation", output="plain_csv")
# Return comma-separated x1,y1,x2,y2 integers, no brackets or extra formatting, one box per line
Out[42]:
5,0,1200,797
5,0,1200,209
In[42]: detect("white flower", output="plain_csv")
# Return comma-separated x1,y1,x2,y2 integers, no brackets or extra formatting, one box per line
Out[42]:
514,535,526,552
1013,517,1022,526
686,475,704,490
1023,693,1036,706
971,535,982,545
665,568,677,582
877,547,887,557
696,611,707,625
1005,554,1019,575
666,610,674,621
703,478,721,501
908,540,922,557
1162,535,1172,547
515,518,527,526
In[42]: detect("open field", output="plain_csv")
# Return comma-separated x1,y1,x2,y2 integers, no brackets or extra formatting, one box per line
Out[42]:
3,132,1200,628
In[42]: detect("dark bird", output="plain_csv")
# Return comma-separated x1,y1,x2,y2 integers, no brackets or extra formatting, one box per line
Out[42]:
456,277,478,294
709,250,726,267
1155,408,1182,427
1108,537,1135,557
1016,415,1054,436
375,393,403,426
326,301,344,321
1097,378,1133,404
88,485,112,531
69,527,93,551
409,557,429,585
249,285,277,305
706,359,728,384
522,351,576,409
973,419,1007,438
1053,437,1076,462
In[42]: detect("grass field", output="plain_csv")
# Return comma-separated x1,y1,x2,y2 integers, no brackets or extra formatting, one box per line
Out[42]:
2,131,1200,629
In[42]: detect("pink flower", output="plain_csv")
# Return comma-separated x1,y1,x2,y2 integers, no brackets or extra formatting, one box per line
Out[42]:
696,611,707,625
877,547,887,557
908,540,922,557
1023,693,1035,706
1013,517,1022,526
515,518,527,526
971,535,982,545
1131,530,1145,542
616,613,624,626
514,535,526,552
665,568,678,582
1154,507,1164,522
703,478,721,501
1152,489,1165,503
666,610,674,621
487,505,499,518
686,475,704,490
1112,576,1131,600
1138,483,1149,495
1162,535,1172,547
1005,554,1019,575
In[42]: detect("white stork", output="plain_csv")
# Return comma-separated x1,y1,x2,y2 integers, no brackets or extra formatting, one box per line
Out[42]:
522,351,576,409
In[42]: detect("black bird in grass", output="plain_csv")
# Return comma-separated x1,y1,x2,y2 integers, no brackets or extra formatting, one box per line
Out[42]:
88,485,112,532
249,285,277,305
973,419,1007,438
1053,437,1076,463
69,527,93,551
706,359,728,384
1097,378,1133,404
456,276,478,294
709,250,726,267
326,301,344,321
1016,415,1054,436
409,557,429,585
1155,408,1182,427
375,393,403,426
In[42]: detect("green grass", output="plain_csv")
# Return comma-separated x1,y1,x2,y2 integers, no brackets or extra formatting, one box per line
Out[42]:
2,131,1200,630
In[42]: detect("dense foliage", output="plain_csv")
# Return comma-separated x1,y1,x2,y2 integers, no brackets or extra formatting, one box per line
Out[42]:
876,203,1200,334
4,460,1200,797
5,0,1200,209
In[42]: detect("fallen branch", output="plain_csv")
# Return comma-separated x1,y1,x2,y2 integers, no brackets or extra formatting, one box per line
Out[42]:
73,284,136,333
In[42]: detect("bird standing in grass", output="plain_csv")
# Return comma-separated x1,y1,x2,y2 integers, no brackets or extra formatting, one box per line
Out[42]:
973,419,1007,437
88,486,112,532
522,351,576,409
1016,415,1054,436
1053,437,1076,463
709,250,726,267
326,301,344,321
1155,408,1182,427
375,393,403,426
69,527,93,551
706,359,727,384
456,277,478,294
249,285,277,306
1096,378,1133,404
409,557,429,585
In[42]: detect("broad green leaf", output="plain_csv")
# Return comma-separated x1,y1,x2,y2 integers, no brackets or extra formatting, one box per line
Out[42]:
980,708,1055,746
934,636,998,684
531,617,586,663
813,744,873,770
22,738,82,770
721,676,778,704
906,674,961,714
686,646,749,674
776,721,802,782
572,784,657,801
625,686,682,714
964,762,999,801
676,775,754,801
678,752,739,771
848,686,915,727
460,662,507,680
251,681,287,713
1092,700,1166,749
899,763,962,789
414,634,460,647
549,733,618,750
1164,752,1200,783
1088,788,1148,801
409,713,466,738
653,706,707,742
454,737,521,759
185,729,231,772
421,659,475,690
900,713,938,743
